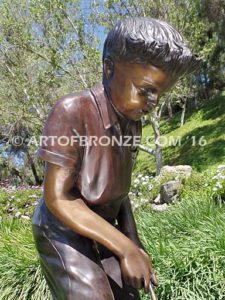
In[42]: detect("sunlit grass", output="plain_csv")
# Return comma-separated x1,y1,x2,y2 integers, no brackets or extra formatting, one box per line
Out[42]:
135,92,225,174
0,219,50,300
136,176,225,299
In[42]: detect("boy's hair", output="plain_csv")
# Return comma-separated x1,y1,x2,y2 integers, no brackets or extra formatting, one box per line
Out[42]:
103,17,201,77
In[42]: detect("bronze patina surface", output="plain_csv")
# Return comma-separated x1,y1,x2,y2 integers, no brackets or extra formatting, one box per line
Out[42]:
32,17,201,300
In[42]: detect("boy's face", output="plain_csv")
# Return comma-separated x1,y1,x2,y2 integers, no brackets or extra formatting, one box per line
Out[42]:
105,60,177,121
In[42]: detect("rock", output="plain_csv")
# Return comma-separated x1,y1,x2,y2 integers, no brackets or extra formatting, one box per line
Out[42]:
160,180,179,204
160,165,192,178
153,194,161,204
15,211,22,218
217,165,225,172
21,215,30,220
151,203,168,212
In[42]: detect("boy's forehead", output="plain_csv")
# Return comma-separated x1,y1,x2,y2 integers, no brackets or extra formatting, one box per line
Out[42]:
114,61,176,86
110,61,178,94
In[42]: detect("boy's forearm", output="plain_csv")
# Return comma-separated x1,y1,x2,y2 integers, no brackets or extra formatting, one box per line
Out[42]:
46,196,138,259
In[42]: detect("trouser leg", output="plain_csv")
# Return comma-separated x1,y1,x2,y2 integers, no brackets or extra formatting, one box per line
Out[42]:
32,225,114,300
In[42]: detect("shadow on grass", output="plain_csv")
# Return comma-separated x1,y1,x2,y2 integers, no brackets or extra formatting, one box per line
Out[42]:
200,93,225,121
163,119,225,171
160,93,225,135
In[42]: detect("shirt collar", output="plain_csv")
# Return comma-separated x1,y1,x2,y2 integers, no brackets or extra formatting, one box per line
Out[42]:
90,83,118,130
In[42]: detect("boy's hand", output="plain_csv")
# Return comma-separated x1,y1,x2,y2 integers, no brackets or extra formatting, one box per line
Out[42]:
120,246,158,293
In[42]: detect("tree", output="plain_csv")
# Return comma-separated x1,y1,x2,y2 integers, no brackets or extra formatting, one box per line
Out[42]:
0,0,102,184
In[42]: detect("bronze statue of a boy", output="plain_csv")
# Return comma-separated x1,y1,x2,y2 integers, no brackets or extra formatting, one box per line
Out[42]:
32,17,200,300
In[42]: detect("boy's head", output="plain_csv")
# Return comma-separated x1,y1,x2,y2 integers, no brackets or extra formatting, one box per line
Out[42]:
102,17,201,121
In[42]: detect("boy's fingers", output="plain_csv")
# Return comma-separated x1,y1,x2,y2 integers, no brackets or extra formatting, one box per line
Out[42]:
150,272,158,286
143,278,149,293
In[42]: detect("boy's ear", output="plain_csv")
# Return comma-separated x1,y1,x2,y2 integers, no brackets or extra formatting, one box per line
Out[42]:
103,58,114,80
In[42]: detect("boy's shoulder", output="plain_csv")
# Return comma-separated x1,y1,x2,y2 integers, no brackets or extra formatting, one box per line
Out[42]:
52,88,94,116
46,83,106,129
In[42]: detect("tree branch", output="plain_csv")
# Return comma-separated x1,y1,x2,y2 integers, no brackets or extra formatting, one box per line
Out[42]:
139,144,155,155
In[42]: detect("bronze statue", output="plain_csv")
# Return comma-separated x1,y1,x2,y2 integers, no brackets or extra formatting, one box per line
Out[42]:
32,17,200,300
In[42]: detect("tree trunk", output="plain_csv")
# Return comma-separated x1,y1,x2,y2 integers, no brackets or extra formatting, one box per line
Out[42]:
139,144,155,155
150,110,162,175
180,97,187,127
158,99,166,119
27,151,42,185
167,97,173,119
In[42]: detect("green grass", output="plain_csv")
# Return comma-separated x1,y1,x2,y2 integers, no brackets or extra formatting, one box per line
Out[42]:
135,92,225,174
0,172,224,299
0,219,50,300
0,188,41,218
136,174,225,299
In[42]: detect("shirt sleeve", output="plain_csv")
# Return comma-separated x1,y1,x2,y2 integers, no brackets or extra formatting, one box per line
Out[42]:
36,96,84,170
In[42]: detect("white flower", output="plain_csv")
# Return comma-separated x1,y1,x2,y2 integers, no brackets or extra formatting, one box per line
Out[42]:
215,182,223,189
148,184,153,190
134,178,140,184
213,187,218,191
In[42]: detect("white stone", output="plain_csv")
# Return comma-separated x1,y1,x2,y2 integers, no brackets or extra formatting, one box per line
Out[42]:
160,165,192,178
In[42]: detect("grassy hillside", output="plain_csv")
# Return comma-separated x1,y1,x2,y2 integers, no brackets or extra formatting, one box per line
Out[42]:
135,91,225,174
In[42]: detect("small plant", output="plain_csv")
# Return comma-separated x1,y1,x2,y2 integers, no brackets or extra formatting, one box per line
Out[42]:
203,166,225,206
0,187,42,219
130,172,185,210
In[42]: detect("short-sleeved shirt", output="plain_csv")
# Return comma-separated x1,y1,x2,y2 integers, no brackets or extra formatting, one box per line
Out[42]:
33,83,142,224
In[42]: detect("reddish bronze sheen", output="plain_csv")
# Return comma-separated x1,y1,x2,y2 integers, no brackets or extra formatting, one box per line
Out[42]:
32,83,159,299
32,16,200,300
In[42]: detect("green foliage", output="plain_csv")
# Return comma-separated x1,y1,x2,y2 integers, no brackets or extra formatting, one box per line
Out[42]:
0,219,50,300
136,173,225,299
0,170,225,299
0,188,41,218
92,0,225,123
0,0,102,184
0,0,102,136
135,92,225,173
130,172,184,208
204,167,225,205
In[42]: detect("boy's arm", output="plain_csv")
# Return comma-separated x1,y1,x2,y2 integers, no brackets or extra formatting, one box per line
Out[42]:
117,195,145,250
44,162,157,292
